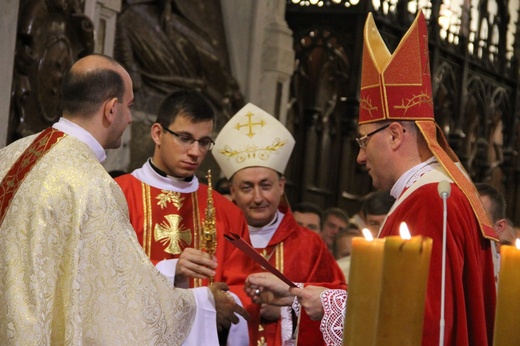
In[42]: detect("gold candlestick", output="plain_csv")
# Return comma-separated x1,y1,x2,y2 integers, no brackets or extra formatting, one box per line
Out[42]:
202,169,217,284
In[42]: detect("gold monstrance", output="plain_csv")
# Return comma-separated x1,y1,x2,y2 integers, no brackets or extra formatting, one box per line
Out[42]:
202,169,217,284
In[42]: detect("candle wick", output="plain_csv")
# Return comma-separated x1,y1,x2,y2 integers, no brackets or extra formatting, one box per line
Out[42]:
420,237,426,253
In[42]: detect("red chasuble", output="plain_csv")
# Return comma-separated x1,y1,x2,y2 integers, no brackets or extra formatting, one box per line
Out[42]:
115,173,254,288
221,205,347,346
380,182,496,346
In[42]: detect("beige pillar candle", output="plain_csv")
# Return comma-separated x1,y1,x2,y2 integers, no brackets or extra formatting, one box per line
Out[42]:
343,229,385,346
374,223,432,345
493,239,520,346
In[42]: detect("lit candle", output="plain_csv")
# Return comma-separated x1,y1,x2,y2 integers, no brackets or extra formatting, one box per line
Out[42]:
374,222,433,345
493,238,520,346
343,228,385,346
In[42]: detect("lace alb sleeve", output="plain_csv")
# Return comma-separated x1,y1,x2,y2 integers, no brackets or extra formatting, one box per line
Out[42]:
320,289,347,346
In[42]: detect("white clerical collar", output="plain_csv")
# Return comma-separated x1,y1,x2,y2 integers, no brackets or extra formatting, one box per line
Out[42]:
390,156,438,199
131,159,199,193
248,210,285,248
53,117,106,163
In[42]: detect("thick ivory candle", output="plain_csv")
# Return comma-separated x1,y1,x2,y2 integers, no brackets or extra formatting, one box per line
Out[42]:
343,230,385,346
374,226,432,345
493,239,520,346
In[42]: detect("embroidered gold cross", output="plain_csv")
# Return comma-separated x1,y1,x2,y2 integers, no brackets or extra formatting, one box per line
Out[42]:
234,111,265,138
155,214,192,255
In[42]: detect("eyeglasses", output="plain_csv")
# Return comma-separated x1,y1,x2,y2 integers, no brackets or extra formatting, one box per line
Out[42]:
162,126,215,151
355,124,390,149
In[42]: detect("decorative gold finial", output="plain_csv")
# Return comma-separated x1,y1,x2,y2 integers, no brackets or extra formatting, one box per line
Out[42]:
202,169,217,284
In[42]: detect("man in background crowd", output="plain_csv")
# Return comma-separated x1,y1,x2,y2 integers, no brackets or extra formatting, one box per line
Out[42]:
320,207,349,254
292,201,323,233
359,190,395,237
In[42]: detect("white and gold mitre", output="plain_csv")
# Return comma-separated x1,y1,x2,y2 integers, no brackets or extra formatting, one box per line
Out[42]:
212,103,295,179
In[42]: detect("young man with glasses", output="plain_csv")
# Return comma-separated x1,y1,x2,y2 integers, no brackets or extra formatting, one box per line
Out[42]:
115,90,252,345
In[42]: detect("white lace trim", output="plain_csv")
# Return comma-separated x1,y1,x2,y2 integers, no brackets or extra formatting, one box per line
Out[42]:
390,156,438,198
405,162,440,189
291,282,304,317
320,289,347,346
281,306,296,346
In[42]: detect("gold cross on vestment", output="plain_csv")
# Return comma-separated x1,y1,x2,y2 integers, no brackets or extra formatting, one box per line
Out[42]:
234,112,265,138
155,214,192,255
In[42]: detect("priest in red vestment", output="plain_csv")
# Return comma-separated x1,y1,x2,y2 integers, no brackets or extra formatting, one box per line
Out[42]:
243,11,497,346
356,11,497,345
115,90,254,345
213,103,346,346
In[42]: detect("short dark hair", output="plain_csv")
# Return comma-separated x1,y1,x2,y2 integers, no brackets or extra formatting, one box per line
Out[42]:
360,191,395,217
215,177,231,195
323,207,349,224
61,55,125,117
475,182,506,223
293,201,322,215
155,90,216,128
293,202,323,224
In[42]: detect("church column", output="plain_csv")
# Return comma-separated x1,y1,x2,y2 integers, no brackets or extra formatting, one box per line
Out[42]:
0,0,19,147
221,0,294,124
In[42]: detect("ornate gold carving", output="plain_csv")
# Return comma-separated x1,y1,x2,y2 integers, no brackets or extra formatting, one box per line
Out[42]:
234,111,266,137
394,92,433,114
154,214,192,255
360,96,378,117
156,190,184,209
218,138,288,163
202,170,217,283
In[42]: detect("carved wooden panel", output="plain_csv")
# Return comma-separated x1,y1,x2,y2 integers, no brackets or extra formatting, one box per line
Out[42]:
285,7,370,213
8,0,94,144
113,0,243,119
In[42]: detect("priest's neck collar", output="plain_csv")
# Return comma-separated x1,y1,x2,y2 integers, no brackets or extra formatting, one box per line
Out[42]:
248,210,284,248
148,159,194,182
130,159,199,193
52,117,106,163
390,156,439,198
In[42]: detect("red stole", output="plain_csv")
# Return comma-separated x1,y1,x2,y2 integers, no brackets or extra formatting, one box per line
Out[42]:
0,128,66,225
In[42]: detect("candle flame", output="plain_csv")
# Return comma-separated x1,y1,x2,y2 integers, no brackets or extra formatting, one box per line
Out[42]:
362,228,374,241
399,222,411,239
516,238,520,249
